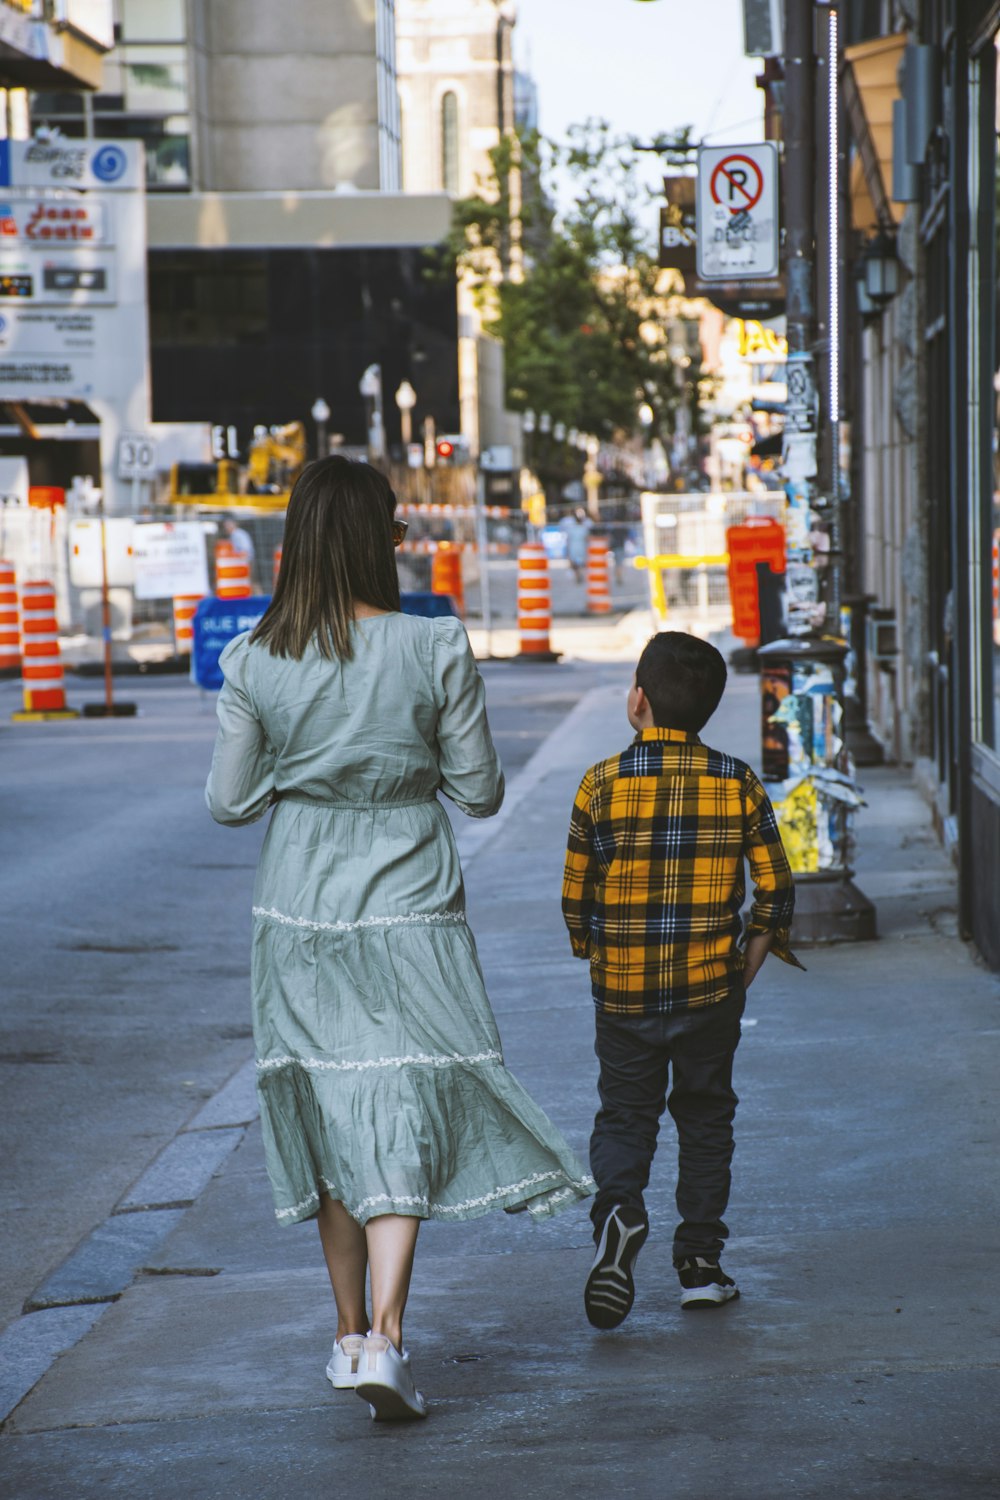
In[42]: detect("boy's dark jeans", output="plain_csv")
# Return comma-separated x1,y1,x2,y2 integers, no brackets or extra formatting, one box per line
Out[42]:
589,992,745,1265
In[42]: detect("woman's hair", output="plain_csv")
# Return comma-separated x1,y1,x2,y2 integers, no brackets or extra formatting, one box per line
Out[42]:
250,456,400,661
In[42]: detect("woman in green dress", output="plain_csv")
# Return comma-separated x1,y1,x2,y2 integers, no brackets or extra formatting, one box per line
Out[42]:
206,457,592,1422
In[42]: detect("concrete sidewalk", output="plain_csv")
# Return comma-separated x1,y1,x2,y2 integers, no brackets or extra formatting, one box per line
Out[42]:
2,670,998,1498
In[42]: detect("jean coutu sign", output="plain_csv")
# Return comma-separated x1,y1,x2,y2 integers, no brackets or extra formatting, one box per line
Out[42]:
0,138,150,514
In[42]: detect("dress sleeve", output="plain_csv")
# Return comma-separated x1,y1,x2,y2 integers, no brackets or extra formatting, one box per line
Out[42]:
433,616,504,819
205,635,277,826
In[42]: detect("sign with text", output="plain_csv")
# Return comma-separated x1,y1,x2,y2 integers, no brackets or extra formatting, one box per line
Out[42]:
132,522,208,601
696,143,779,281
191,596,271,691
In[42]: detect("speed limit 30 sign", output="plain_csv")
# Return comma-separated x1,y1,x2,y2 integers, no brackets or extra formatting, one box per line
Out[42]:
696,142,779,281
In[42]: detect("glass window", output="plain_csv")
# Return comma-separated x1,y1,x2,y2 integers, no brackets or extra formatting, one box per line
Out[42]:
120,0,186,42
441,91,459,196
120,45,187,114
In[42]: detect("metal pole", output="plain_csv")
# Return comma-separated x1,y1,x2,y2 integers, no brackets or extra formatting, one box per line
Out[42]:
475,468,493,659
99,493,114,713
825,2,843,623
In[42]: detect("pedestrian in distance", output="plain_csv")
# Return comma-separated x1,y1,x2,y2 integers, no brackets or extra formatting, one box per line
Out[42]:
561,631,802,1330
563,507,592,583
221,516,256,572
206,456,592,1423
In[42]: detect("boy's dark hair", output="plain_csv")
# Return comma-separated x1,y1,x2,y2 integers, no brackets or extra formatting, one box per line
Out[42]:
635,632,727,732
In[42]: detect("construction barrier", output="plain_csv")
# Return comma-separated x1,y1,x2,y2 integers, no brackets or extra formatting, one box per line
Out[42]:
430,542,464,617
586,537,612,615
273,544,282,588
726,517,786,645
0,560,20,672
172,594,203,655
517,541,554,657
214,540,252,599
12,579,77,720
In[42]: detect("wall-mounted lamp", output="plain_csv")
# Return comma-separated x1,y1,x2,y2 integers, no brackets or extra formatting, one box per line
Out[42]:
857,232,900,315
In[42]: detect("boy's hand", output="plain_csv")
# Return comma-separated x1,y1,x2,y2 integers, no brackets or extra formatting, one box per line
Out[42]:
743,931,775,989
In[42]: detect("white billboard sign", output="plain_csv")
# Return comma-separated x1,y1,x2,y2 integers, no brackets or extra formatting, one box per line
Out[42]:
132,523,209,601
696,143,780,280
1,140,143,192
0,139,149,514
69,517,135,588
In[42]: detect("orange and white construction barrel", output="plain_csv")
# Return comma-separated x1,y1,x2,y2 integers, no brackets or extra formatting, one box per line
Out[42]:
12,579,77,720
272,544,283,588
172,594,203,655
215,541,252,599
517,541,554,657
586,537,612,615
0,560,20,673
431,542,465,616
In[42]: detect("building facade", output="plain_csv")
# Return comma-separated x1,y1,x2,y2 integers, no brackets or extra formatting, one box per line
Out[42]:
845,0,1000,966
32,0,402,192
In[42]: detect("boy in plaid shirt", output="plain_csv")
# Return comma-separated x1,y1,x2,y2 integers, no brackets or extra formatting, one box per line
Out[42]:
562,632,800,1327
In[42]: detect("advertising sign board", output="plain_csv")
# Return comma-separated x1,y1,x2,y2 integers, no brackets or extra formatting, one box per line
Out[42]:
132,522,209,601
696,143,780,280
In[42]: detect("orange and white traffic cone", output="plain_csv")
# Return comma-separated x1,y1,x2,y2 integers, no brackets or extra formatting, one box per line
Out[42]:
215,541,252,599
431,542,465,616
172,594,203,655
0,560,20,674
517,542,556,659
586,537,612,615
12,579,78,721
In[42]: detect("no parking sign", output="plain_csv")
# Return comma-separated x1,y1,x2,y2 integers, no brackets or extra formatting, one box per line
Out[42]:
696,143,779,280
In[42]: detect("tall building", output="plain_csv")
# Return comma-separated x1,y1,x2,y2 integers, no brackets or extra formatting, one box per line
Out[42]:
395,0,515,198
27,2,456,462
395,0,522,456
33,0,402,192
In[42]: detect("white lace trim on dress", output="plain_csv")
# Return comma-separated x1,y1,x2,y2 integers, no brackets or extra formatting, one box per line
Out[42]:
252,906,466,933
273,1169,595,1222
257,1049,504,1075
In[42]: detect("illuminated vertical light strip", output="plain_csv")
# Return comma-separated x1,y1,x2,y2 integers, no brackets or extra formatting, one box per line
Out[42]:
828,3,840,427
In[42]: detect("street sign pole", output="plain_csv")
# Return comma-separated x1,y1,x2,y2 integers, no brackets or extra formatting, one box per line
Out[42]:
82,492,138,718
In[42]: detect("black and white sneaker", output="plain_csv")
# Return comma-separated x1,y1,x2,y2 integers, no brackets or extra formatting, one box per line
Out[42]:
677,1257,739,1309
584,1205,649,1329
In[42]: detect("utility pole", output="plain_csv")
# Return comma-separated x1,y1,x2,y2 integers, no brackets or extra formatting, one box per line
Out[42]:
761,0,875,941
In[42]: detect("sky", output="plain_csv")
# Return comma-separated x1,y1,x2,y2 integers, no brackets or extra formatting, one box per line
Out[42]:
513,0,764,207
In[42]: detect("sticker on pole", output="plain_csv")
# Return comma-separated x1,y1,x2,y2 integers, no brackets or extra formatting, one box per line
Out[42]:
696,143,779,280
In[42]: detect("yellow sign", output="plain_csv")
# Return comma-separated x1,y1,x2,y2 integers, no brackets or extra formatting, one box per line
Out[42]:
736,319,788,359
2,0,35,13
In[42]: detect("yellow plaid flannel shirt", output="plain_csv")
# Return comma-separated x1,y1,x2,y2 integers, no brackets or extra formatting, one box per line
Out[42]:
562,728,800,1015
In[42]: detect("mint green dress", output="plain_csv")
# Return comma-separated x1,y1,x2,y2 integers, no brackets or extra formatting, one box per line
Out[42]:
205,612,593,1228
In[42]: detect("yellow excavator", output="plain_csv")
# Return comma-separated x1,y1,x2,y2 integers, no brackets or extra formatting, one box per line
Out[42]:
169,422,307,511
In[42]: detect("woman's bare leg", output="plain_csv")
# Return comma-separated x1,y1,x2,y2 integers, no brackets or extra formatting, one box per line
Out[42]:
317,1194,369,1340
365,1214,421,1352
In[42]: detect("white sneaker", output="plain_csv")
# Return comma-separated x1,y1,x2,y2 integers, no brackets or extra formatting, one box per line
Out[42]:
325,1334,366,1389
354,1333,428,1420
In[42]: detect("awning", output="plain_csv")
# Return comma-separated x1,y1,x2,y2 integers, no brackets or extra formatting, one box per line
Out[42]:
843,33,907,233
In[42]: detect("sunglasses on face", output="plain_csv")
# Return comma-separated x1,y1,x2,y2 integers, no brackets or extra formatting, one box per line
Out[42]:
392,519,409,547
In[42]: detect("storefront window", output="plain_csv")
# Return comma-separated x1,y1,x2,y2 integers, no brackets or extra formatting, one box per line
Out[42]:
989,38,1000,747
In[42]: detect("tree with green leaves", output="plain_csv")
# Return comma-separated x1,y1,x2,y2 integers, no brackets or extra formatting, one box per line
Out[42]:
451,119,712,488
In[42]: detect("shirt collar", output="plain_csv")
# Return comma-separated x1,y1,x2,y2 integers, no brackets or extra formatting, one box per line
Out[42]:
632,727,701,745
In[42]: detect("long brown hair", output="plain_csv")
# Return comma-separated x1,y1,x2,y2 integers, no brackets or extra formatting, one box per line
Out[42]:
251,456,401,660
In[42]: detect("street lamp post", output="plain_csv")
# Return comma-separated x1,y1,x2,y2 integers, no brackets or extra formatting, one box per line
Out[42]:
311,397,330,461
395,380,417,449
359,364,385,461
